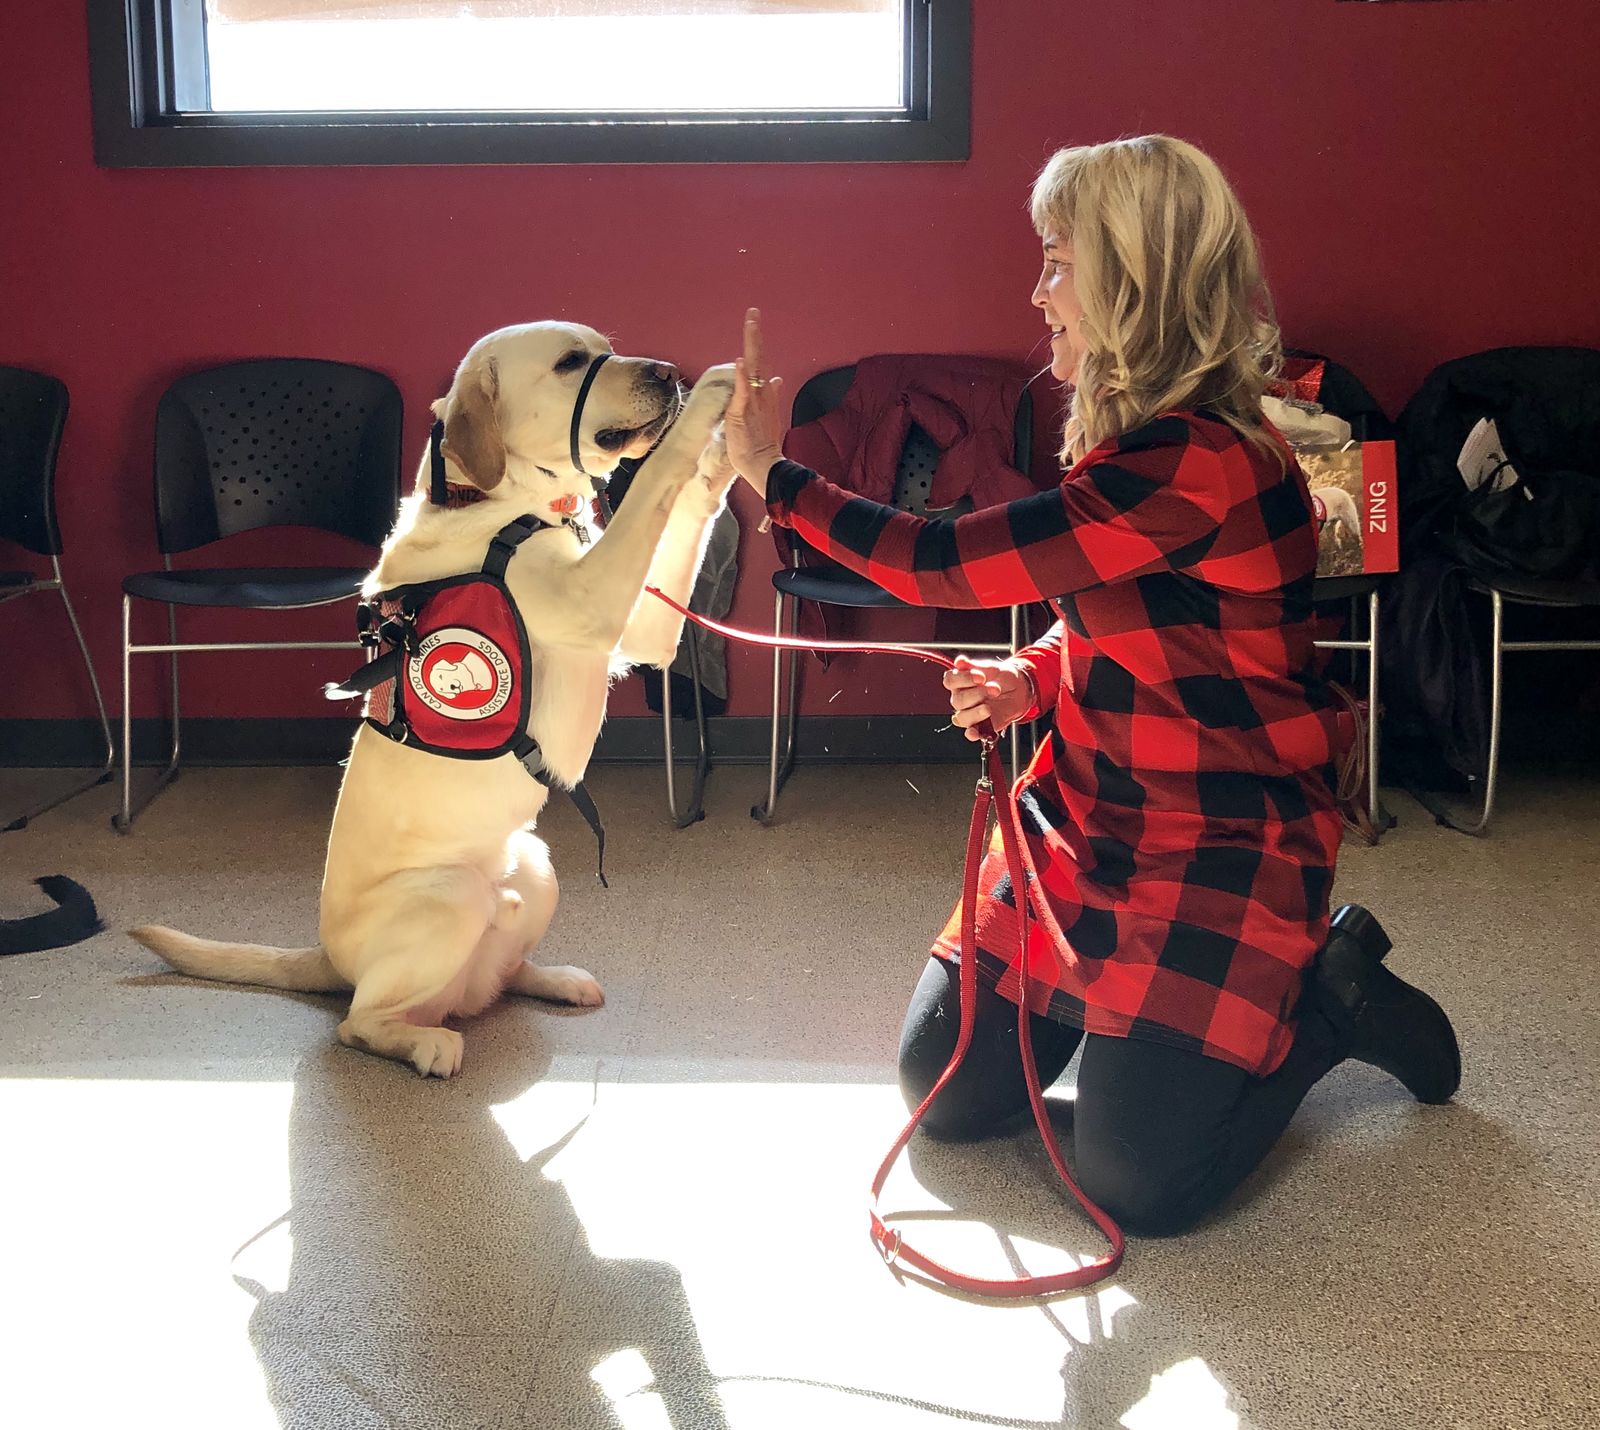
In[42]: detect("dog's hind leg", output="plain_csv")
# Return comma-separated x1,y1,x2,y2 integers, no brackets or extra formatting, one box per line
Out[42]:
496,830,604,1009
335,864,504,1078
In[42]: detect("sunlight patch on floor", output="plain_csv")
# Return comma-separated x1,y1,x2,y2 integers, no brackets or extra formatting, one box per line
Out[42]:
1,1079,295,1430
1121,1356,1242,1430
0,1068,1243,1430
500,1070,1146,1426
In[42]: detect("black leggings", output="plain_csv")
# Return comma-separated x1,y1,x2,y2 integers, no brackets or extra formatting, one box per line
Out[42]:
898,957,1345,1236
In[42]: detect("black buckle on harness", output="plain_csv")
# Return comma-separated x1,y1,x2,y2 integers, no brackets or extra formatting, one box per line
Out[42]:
356,597,420,654
488,532,524,568
380,616,418,653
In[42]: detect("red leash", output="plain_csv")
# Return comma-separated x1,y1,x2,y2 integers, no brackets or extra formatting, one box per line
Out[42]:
645,586,1125,1297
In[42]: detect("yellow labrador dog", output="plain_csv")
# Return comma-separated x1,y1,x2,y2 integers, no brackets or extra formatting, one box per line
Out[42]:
132,323,736,1076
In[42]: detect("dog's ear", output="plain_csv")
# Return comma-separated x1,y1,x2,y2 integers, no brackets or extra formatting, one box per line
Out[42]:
440,357,505,491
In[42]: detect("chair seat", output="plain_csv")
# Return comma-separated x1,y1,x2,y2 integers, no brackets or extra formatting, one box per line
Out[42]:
773,565,909,609
122,566,367,609
0,570,36,590
1312,573,1384,604
1466,574,1600,608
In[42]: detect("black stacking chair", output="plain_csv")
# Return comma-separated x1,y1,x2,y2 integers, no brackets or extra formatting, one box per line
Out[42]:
0,366,113,830
1288,348,1397,834
117,359,402,831
753,362,1035,823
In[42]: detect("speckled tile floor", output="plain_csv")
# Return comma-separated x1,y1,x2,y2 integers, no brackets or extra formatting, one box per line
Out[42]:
2,757,1596,1430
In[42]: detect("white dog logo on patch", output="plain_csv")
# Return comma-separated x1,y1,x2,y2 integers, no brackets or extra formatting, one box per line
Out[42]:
430,653,492,699
408,627,513,721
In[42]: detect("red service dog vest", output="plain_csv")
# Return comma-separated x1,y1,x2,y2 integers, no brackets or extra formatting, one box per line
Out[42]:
330,516,543,762
360,574,533,759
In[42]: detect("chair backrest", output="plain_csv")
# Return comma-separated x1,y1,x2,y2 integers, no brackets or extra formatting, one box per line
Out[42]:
153,358,403,554
0,365,69,557
790,362,1034,517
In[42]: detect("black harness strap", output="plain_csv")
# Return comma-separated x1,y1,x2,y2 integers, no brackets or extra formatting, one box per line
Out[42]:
519,756,608,889
429,418,449,506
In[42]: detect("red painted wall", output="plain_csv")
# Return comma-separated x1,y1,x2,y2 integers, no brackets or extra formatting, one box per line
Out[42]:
4,1,1598,723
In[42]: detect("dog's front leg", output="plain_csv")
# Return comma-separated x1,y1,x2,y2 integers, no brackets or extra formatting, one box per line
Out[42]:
518,365,735,654
617,423,736,667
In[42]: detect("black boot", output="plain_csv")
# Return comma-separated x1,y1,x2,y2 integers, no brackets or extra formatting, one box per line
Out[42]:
1313,904,1461,1104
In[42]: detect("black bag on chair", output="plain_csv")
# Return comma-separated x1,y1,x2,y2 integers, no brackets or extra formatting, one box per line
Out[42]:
1442,469,1600,584
1397,345,1600,577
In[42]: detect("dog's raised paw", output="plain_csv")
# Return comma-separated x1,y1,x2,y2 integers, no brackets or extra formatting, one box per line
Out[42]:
687,363,737,413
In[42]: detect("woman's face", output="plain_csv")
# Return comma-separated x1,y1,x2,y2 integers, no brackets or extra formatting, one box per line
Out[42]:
1032,233,1084,383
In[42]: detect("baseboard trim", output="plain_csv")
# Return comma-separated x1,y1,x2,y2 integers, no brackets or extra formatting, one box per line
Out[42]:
0,716,975,769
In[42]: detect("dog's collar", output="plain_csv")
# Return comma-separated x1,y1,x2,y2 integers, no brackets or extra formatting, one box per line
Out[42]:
428,418,494,509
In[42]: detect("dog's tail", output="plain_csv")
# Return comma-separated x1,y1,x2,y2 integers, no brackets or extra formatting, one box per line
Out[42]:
129,925,349,993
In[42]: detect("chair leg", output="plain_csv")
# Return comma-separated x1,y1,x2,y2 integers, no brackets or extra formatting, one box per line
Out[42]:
680,627,710,826
662,627,709,829
662,651,677,815
1365,588,1383,832
752,591,800,823
114,600,183,833
118,594,133,831
0,574,115,832
1414,587,1512,838
1456,589,1505,835
61,572,115,785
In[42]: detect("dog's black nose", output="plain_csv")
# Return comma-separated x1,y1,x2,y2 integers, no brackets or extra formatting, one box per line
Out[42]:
648,362,679,384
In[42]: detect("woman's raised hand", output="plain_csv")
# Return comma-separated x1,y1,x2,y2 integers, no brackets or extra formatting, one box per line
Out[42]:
724,307,787,490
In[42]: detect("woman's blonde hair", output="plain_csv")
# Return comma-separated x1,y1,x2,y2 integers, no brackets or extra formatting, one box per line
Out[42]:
1030,135,1284,467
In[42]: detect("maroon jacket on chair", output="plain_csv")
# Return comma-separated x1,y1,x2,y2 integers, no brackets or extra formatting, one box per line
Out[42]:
777,354,1043,572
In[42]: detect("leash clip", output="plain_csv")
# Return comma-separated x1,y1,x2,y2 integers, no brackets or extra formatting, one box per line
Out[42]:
976,734,998,792
876,1226,903,1267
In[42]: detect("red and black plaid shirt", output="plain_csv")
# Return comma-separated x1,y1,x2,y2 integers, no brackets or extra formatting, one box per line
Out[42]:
765,410,1347,1075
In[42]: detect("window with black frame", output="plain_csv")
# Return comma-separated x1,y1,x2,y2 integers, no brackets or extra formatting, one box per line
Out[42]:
88,0,970,166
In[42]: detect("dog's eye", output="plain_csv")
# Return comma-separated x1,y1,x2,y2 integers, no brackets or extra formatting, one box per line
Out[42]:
554,351,588,374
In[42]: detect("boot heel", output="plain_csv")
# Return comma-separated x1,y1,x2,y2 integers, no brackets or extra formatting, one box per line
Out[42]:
1330,904,1392,962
